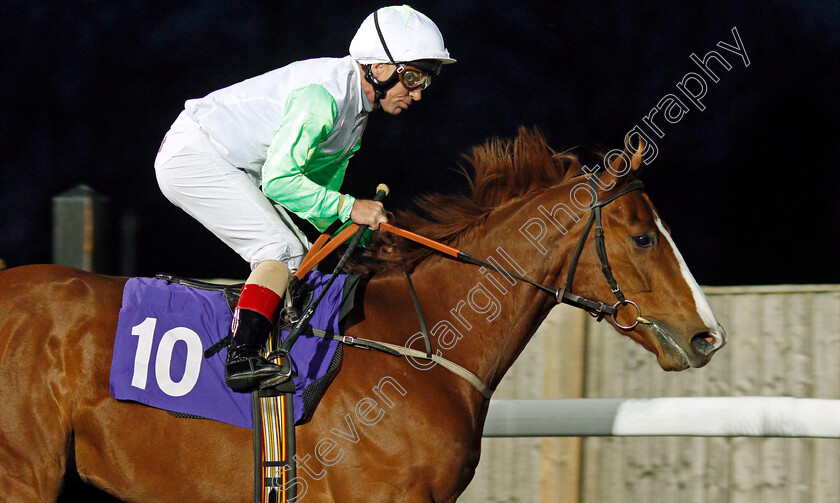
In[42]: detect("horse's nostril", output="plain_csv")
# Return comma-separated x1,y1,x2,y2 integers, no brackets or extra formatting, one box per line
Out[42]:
690,332,719,355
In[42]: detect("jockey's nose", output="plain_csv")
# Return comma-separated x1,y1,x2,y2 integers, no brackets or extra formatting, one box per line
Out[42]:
410,88,422,101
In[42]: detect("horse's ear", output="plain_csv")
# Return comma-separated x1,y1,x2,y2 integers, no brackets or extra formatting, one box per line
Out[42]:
630,136,645,175
606,135,646,181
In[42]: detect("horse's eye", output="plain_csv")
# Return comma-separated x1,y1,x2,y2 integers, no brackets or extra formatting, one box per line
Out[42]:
632,234,654,248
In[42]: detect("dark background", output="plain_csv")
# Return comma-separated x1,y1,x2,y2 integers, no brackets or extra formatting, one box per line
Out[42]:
2,0,839,291
1,2,838,500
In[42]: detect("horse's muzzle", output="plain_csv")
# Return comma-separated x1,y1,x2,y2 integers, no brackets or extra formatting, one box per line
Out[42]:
646,320,726,370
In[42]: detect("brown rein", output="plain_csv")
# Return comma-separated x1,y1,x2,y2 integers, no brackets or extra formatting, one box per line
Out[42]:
285,178,649,398
377,178,649,330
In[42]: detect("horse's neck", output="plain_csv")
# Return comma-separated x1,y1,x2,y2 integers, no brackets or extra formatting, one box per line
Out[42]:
403,222,566,390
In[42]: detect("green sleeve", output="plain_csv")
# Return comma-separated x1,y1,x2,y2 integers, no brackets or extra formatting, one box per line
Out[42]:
262,84,355,231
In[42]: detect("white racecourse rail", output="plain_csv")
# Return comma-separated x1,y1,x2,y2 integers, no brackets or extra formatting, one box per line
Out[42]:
483,397,840,438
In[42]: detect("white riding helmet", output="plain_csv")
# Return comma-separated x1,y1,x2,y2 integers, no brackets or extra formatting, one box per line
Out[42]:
349,5,456,67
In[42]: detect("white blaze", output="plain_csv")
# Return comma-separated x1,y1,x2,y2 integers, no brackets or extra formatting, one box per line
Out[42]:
653,215,719,329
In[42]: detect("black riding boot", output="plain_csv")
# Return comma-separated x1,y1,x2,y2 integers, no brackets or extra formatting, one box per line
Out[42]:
224,308,282,392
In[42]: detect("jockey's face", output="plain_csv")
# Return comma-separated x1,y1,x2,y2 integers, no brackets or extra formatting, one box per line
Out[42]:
371,64,423,115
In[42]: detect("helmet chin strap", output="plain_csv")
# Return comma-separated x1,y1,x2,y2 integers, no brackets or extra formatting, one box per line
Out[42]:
363,8,401,111
363,64,399,110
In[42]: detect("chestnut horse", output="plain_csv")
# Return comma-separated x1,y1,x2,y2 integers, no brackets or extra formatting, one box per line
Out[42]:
0,128,725,502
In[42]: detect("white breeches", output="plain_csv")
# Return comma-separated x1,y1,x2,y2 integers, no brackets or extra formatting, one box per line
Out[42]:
154,112,310,272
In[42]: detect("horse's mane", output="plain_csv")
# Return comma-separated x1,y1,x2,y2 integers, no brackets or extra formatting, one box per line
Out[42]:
355,127,583,272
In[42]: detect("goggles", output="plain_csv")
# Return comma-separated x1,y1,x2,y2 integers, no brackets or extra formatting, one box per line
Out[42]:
396,64,432,90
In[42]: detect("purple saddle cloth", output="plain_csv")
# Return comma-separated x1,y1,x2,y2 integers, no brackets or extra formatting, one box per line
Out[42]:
109,271,353,429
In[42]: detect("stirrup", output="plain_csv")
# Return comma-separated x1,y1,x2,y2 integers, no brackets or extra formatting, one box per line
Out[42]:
278,278,310,325
225,361,280,393
259,372,293,390
259,351,294,390
225,347,292,392
279,305,300,325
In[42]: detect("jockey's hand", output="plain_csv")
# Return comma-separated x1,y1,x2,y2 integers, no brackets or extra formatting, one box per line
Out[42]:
350,199,388,230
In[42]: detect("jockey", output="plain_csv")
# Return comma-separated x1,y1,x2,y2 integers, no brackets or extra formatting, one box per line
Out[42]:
154,6,455,392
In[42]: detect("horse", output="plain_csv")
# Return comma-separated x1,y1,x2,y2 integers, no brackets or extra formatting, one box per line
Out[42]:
0,128,725,502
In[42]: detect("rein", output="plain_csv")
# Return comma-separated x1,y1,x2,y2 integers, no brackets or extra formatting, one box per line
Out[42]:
283,177,649,400
382,177,648,329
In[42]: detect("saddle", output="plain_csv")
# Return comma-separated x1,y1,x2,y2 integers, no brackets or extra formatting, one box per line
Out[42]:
153,268,365,503
155,273,313,364
155,273,315,325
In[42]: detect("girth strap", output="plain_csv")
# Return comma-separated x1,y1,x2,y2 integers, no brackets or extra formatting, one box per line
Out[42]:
403,262,432,359
290,324,401,356
304,326,495,400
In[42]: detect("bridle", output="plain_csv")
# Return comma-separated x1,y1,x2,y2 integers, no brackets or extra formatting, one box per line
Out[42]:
556,177,646,330
246,175,652,400
380,175,651,396
455,176,648,330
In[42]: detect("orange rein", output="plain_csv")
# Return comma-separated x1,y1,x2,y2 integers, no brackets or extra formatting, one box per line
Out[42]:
294,222,459,280
294,223,360,280
378,223,460,258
